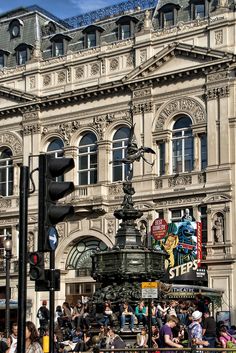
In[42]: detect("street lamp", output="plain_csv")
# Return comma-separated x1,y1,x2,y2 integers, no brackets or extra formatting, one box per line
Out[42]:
4,232,12,338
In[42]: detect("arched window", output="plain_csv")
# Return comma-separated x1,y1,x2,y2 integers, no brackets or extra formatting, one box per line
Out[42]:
172,117,193,174
47,138,64,157
78,133,97,185
47,138,64,181
112,127,130,182
0,148,13,196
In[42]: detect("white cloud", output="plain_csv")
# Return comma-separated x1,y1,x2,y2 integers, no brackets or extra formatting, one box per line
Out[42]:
69,0,115,13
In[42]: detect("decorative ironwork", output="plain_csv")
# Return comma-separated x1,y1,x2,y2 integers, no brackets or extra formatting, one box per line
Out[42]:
64,0,158,28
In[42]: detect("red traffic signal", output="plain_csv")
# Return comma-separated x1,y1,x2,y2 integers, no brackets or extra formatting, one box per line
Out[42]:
28,252,44,281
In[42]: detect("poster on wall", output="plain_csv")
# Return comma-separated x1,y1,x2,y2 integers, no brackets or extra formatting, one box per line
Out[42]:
151,217,205,282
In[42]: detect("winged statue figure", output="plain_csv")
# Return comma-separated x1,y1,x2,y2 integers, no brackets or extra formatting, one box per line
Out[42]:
110,123,156,180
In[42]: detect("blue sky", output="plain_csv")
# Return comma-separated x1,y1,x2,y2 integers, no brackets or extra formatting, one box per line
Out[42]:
0,0,121,19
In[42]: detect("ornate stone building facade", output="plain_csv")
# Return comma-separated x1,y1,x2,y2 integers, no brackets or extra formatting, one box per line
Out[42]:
0,0,235,322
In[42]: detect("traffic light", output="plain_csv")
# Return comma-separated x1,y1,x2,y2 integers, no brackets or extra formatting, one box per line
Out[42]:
35,269,60,292
28,252,44,281
38,154,75,252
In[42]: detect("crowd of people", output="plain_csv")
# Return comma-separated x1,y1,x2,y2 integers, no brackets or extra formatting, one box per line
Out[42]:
1,295,236,353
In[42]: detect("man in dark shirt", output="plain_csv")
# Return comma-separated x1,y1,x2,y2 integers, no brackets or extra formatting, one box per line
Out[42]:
202,310,216,349
159,315,183,353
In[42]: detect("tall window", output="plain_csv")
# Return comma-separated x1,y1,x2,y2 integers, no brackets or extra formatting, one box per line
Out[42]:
78,133,97,185
112,127,130,182
0,54,4,68
121,24,131,39
47,138,64,181
195,3,205,18
18,48,27,65
164,11,174,27
172,117,193,174
55,41,64,56
87,33,96,48
159,142,165,176
200,133,207,170
0,148,13,196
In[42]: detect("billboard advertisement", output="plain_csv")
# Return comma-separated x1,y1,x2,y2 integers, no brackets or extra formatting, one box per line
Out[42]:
151,218,204,282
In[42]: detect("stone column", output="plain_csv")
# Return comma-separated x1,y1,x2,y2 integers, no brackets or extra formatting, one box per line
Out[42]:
206,90,219,168
219,86,230,165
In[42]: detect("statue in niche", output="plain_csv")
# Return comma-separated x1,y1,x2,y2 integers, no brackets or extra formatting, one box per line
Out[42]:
139,221,147,245
212,214,224,243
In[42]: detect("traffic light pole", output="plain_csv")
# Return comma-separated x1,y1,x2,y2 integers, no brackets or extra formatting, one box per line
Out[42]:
17,166,29,353
49,251,55,353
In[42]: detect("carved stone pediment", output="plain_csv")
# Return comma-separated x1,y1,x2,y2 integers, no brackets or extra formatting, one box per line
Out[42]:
0,85,38,111
122,42,233,83
203,193,231,204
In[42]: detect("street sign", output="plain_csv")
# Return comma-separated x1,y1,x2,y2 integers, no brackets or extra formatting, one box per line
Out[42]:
48,226,58,250
141,282,159,299
151,218,168,240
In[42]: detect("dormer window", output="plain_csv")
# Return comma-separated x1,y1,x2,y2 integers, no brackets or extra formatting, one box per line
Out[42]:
15,43,33,65
158,3,180,28
116,15,139,40
191,0,207,19
50,33,72,57
82,25,104,49
9,19,24,39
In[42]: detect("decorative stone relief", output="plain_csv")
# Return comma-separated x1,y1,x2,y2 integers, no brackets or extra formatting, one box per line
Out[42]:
110,58,119,71
0,133,22,155
206,86,230,100
156,196,203,206
133,87,152,98
0,198,12,208
198,172,206,183
75,66,85,79
207,71,228,82
107,39,133,50
156,97,205,129
90,219,102,232
212,212,224,243
93,113,114,140
23,124,41,135
101,58,106,74
140,49,147,64
109,183,123,195
57,71,66,84
90,63,100,76
168,175,192,187
133,101,153,114
22,110,40,122
215,29,223,45
126,53,134,68
43,74,51,86
155,179,163,189
58,120,80,145
30,76,36,89
107,219,115,237
27,231,34,252
57,224,65,238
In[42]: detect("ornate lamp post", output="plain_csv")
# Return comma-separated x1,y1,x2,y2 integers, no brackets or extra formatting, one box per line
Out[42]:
4,232,12,338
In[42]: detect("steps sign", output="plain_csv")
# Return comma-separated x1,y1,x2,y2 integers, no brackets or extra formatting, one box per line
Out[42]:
141,282,159,299
151,218,168,240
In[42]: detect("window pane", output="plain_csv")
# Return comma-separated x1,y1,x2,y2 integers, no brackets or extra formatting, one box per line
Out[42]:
79,156,88,170
79,171,88,185
55,42,63,56
195,4,205,18
19,50,27,65
87,33,96,48
159,142,165,175
90,170,97,184
78,133,97,185
164,11,174,27
0,55,4,68
113,165,122,181
121,24,130,39
184,137,193,171
201,134,207,170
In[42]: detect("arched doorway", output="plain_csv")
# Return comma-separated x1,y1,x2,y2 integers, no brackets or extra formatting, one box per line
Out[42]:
65,236,107,304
